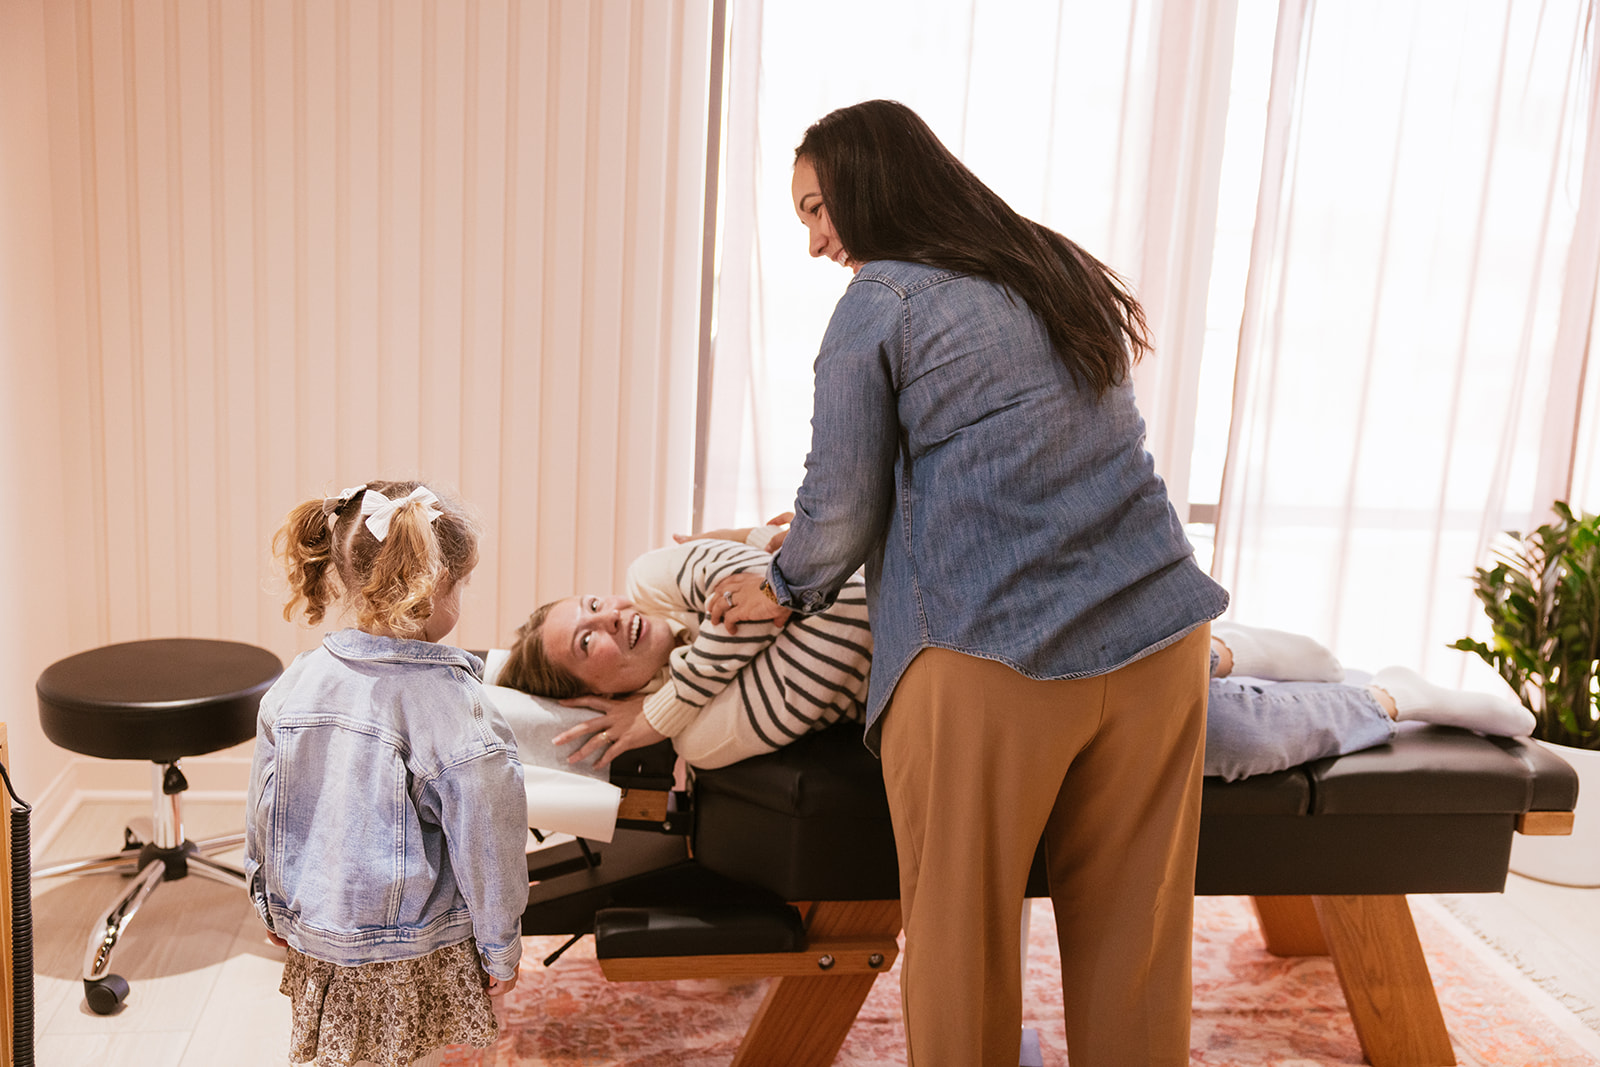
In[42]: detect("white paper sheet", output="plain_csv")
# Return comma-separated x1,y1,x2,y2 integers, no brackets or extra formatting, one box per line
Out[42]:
483,680,621,842
520,765,621,843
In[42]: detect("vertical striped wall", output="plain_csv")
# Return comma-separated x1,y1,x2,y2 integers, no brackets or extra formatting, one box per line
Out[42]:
2,0,76,799
35,0,713,670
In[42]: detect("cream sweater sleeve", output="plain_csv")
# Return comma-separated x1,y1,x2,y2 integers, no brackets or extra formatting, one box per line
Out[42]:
625,540,780,738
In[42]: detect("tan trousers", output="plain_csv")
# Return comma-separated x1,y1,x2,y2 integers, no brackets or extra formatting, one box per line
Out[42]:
880,627,1210,1067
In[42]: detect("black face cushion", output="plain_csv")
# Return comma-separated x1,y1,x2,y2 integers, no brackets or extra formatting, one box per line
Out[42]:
37,639,283,763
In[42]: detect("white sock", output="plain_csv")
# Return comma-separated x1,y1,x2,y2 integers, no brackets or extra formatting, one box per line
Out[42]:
1211,621,1344,682
1371,666,1535,737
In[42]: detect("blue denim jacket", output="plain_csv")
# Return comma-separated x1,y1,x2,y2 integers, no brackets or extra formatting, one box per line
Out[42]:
244,630,527,979
769,261,1229,752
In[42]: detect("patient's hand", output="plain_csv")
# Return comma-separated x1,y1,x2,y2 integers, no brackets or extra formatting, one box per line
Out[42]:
707,572,791,630
553,693,667,768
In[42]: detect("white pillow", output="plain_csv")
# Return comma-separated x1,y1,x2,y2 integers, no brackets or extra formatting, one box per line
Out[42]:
483,682,608,784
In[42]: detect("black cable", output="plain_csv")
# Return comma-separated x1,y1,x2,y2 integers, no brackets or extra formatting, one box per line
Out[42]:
0,761,32,1067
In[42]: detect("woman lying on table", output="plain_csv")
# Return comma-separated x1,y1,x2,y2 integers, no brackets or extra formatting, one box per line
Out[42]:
497,524,1533,778
498,525,870,770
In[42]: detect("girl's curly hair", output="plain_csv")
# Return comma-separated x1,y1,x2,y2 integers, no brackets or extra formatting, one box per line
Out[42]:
274,480,480,640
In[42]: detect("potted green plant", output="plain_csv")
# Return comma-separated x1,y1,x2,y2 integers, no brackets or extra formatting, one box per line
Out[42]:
1453,501,1600,885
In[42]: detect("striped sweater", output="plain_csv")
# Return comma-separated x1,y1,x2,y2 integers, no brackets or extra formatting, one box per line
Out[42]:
629,538,871,767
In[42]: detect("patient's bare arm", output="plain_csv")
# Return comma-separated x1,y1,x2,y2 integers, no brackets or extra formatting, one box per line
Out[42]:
674,510,794,553
674,525,756,545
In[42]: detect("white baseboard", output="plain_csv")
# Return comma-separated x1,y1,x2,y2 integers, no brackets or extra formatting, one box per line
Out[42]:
28,754,250,858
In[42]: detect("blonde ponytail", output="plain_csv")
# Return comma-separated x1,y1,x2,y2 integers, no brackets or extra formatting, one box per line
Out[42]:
358,499,448,639
274,499,340,625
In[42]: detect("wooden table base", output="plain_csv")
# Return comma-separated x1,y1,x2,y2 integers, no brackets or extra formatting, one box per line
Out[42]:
1252,894,1456,1067
599,899,902,1067
602,892,1459,1067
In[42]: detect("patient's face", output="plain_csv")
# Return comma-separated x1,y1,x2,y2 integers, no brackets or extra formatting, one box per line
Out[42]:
543,594,676,696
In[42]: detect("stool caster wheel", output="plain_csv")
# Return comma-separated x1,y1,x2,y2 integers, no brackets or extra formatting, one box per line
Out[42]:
85,974,129,1014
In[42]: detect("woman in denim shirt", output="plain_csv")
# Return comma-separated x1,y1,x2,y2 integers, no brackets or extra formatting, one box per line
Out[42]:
246,481,527,1067
718,100,1229,1066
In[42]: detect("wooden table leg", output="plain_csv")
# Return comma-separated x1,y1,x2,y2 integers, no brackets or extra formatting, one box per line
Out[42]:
1251,895,1329,956
731,899,901,1067
1312,894,1456,1067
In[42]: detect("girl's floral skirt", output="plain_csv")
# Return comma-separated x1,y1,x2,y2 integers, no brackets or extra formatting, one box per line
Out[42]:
281,937,499,1067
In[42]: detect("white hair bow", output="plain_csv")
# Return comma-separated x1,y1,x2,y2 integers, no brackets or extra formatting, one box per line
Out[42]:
321,484,368,535
361,485,443,542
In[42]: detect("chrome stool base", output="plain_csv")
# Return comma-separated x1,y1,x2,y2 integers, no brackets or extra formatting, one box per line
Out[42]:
35,760,250,1014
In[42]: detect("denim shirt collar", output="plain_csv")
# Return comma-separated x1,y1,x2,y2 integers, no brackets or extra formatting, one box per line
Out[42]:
323,629,484,678
851,261,964,299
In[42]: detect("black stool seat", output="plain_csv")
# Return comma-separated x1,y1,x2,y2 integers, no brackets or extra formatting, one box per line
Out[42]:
35,636,283,1015
38,638,282,762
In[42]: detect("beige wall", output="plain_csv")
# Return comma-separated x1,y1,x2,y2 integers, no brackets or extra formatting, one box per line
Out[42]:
1,0,75,801
1,0,714,805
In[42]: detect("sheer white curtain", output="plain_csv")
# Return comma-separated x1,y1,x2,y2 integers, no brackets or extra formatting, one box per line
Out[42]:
1214,0,1600,675
702,0,1238,530
708,0,1600,684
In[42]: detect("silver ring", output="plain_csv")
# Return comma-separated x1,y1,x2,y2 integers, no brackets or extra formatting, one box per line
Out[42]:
723,591,734,605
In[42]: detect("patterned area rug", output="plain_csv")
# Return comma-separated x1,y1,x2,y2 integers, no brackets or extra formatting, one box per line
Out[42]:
442,895,1600,1065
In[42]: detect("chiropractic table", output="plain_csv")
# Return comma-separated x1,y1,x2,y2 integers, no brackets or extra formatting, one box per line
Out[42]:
518,721,1578,1067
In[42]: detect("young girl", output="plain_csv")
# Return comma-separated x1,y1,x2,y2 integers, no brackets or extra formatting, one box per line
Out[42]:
246,480,527,1067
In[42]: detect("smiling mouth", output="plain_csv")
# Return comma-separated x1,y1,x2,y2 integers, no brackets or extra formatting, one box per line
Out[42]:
629,614,643,649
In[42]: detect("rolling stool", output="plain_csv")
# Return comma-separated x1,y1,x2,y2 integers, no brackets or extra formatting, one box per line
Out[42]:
34,638,282,1014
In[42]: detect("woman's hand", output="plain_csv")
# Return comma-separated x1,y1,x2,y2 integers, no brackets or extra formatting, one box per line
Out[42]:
706,572,792,630
552,693,667,768
265,931,289,948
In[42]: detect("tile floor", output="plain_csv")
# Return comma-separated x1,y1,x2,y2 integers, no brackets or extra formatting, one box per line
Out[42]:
22,796,1600,1066
30,798,291,1067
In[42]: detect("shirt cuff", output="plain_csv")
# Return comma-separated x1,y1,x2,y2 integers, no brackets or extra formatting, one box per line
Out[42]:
745,524,786,552
767,561,829,614
642,684,700,738
479,936,523,981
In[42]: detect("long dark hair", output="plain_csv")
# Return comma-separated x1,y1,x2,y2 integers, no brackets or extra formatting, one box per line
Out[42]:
796,99,1150,396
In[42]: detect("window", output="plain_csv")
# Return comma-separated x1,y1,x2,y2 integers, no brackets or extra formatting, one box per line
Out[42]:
705,0,1600,675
